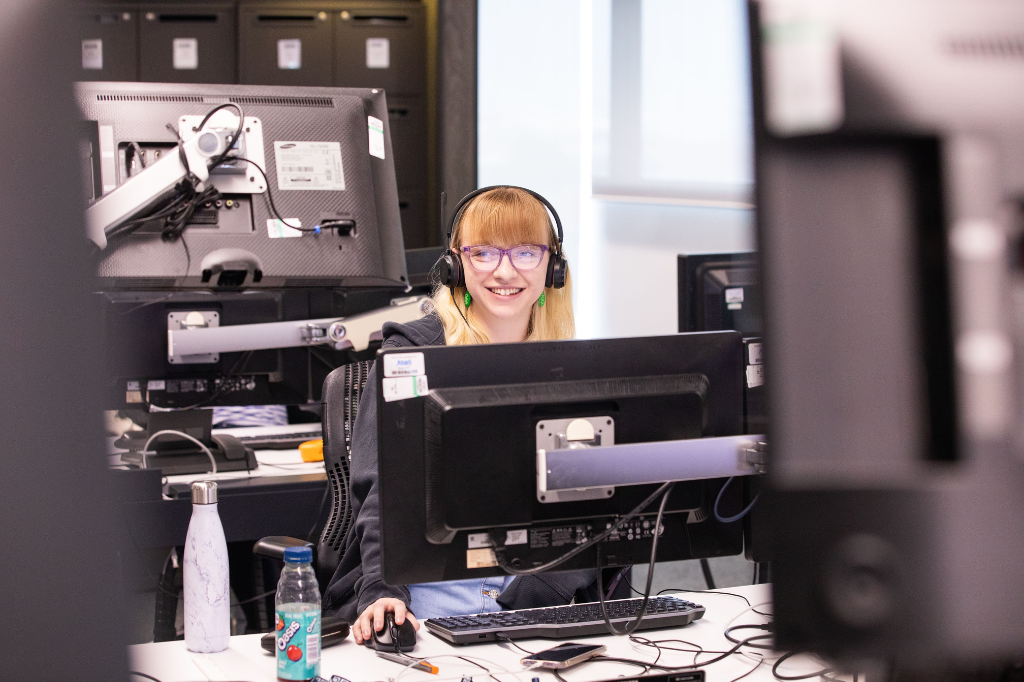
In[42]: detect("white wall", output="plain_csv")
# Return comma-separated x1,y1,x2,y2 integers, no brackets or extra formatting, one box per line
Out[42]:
478,0,756,340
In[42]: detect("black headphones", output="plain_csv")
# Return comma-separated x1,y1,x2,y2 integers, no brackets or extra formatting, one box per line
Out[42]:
435,185,568,291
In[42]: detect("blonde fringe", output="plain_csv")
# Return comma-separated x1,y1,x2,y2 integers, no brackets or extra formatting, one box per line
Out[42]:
430,188,575,346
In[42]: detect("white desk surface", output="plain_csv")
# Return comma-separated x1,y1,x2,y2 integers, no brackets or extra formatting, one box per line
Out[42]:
128,584,840,682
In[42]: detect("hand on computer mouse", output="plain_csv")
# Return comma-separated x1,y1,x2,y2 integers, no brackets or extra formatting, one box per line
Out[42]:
353,598,419,645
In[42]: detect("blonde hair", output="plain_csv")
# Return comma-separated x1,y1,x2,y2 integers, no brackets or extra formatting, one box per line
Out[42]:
432,187,574,346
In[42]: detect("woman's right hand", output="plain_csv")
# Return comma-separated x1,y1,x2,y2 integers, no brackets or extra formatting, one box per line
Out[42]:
352,597,420,644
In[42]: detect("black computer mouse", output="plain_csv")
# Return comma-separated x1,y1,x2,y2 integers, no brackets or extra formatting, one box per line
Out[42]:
366,612,417,653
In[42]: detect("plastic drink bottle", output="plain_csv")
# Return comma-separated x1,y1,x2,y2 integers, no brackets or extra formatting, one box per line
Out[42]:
276,546,321,681
183,480,230,653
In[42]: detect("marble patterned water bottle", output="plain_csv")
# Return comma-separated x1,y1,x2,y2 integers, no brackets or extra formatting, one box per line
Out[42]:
183,480,230,653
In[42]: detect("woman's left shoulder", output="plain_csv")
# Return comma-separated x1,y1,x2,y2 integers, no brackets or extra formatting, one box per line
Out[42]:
381,313,445,349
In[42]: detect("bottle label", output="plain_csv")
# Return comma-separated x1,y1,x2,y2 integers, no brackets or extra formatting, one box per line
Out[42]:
276,608,321,680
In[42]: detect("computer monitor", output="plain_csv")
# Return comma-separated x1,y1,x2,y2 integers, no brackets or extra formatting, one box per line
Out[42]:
678,253,761,337
376,332,751,586
76,81,408,290
751,0,1024,664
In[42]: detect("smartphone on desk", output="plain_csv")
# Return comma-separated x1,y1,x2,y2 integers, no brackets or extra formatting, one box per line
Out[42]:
521,643,606,669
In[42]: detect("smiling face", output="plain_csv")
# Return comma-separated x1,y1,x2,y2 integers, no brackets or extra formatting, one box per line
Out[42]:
453,189,555,342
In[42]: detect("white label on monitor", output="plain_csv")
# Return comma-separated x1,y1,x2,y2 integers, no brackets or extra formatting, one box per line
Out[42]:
366,37,390,68
727,302,742,310
367,116,385,159
725,287,744,303
383,352,424,377
82,39,103,70
267,218,303,238
746,364,764,388
277,38,302,69
748,342,763,366
466,548,498,569
147,380,166,391
382,375,428,402
273,141,345,191
467,533,493,549
173,38,199,69
506,529,528,546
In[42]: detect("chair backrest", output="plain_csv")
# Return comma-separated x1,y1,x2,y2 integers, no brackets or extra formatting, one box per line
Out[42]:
315,359,373,587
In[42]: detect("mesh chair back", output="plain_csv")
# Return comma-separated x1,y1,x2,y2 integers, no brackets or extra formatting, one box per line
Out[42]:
315,359,373,586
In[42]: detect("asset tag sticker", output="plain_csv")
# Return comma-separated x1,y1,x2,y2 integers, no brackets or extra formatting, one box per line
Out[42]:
382,375,428,402
505,529,528,546
467,533,493,549
267,218,303,238
748,342,763,365
466,548,498,569
725,287,745,303
147,380,166,391
746,364,764,388
367,116,385,160
383,352,424,377
274,141,345,191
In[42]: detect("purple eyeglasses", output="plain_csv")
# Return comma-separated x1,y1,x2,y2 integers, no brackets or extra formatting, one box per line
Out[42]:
460,244,549,272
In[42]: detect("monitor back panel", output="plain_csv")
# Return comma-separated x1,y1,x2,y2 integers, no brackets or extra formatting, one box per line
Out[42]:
376,331,746,585
77,81,407,289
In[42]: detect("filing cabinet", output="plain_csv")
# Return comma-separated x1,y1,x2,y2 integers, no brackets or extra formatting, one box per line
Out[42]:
139,4,237,84
75,5,139,81
238,3,334,86
334,1,426,95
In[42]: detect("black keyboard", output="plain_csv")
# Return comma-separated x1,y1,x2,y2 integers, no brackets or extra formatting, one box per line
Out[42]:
425,596,704,645
233,429,321,449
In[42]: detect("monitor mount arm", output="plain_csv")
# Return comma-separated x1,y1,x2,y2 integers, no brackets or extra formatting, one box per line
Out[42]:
166,295,431,362
536,432,767,503
84,111,262,250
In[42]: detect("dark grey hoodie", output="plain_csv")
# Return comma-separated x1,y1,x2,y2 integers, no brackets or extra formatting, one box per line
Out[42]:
322,314,608,622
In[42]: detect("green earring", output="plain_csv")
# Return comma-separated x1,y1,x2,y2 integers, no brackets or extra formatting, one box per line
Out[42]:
538,292,546,307
464,291,472,307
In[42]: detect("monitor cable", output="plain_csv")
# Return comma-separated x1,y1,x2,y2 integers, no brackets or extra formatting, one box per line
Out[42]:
594,483,675,636
492,480,675,576
141,429,217,475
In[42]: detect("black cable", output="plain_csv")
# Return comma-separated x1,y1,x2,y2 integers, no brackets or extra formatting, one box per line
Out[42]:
591,656,652,674
728,657,764,682
232,588,277,608
586,633,771,673
724,623,774,650
450,287,471,327
493,481,675,576
232,157,314,232
552,669,569,682
771,651,834,681
129,673,163,682
621,570,754,608
595,483,675,636
494,634,535,655
195,102,245,171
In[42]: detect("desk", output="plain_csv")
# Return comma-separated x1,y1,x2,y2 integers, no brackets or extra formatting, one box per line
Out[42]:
127,584,837,682
111,447,328,548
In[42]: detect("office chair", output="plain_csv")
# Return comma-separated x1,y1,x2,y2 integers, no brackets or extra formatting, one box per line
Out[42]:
253,359,374,589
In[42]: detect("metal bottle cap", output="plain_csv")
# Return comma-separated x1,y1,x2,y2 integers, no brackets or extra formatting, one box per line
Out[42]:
191,480,218,505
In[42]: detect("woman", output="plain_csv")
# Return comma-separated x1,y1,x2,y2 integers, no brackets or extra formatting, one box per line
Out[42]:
323,187,605,642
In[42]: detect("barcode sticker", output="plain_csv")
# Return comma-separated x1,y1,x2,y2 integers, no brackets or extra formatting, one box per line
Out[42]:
368,116,385,159
382,375,428,402
274,141,345,191
306,633,320,664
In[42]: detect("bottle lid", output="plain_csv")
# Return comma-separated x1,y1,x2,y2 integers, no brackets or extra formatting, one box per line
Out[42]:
191,480,218,505
283,545,313,563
